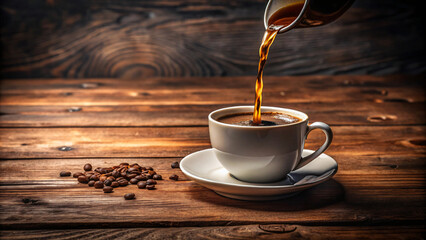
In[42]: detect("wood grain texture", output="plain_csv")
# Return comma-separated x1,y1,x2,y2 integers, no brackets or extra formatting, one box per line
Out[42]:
0,126,425,159
1,75,424,127
0,225,424,239
0,77,424,238
1,102,424,127
0,156,424,229
1,0,425,78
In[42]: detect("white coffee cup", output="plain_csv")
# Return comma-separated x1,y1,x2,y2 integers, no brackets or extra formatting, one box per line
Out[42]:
209,106,333,183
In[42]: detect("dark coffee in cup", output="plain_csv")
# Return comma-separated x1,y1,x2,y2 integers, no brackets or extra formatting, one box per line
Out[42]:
217,112,301,126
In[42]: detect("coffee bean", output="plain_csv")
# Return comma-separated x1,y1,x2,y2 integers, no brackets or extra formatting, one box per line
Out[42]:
146,179,157,185
124,193,135,200
171,161,180,168
135,175,147,181
99,175,107,182
137,181,146,189
146,167,153,171
153,174,162,180
103,186,113,193
94,181,104,188
120,163,129,167
83,163,92,171
146,184,156,190
116,177,124,181
90,175,99,181
88,180,95,187
120,172,127,177
130,178,139,184
111,181,119,188
169,174,179,181
60,171,71,177
118,180,128,186
73,172,84,178
128,167,138,172
127,173,137,179
148,170,156,175
77,175,89,183
146,174,153,179
107,176,115,181
104,179,112,186
84,172,94,177
112,170,120,178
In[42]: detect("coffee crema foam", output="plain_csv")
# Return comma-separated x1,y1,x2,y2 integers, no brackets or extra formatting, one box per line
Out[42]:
218,112,301,126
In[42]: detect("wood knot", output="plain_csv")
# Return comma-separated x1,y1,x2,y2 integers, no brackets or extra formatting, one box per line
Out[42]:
355,214,372,222
367,115,397,122
279,91,285,96
22,198,39,205
409,139,426,146
62,92,73,96
374,98,414,103
343,79,353,85
361,89,388,95
140,92,151,96
80,83,99,89
400,139,426,148
258,224,297,233
67,107,82,112
58,146,73,151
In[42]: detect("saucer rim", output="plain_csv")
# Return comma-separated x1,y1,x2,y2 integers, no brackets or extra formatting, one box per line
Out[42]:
180,148,337,189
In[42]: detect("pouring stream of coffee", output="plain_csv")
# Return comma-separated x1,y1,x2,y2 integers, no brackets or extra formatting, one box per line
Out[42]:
253,2,304,125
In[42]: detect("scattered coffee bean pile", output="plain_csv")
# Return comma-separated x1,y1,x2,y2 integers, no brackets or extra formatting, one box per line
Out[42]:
60,161,181,200
60,162,164,200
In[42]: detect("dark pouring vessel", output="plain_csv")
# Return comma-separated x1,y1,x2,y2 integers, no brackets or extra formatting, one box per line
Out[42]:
264,0,355,33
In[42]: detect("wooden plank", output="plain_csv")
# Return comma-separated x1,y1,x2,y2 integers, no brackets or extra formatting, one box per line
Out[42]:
0,102,424,127
0,225,424,239
1,0,425,78
1,76,424,90
0,155,423,182
1,76,424,127
1,76,424,105
0,156,424,229
0,126,425,159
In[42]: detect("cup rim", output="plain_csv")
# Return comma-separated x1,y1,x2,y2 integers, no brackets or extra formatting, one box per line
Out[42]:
208,106,309,129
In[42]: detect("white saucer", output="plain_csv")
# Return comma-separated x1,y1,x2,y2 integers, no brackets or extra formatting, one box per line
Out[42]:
180,149,338,201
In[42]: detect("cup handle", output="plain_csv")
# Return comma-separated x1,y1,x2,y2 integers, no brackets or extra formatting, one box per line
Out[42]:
296,122,333,169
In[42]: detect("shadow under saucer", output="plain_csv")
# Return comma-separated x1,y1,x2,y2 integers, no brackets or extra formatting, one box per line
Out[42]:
188,178,345,212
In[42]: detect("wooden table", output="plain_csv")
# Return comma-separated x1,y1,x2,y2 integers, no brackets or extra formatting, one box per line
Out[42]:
0,76,424,239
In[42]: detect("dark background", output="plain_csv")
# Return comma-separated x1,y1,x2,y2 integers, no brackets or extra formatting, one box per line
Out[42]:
1,0,425,79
